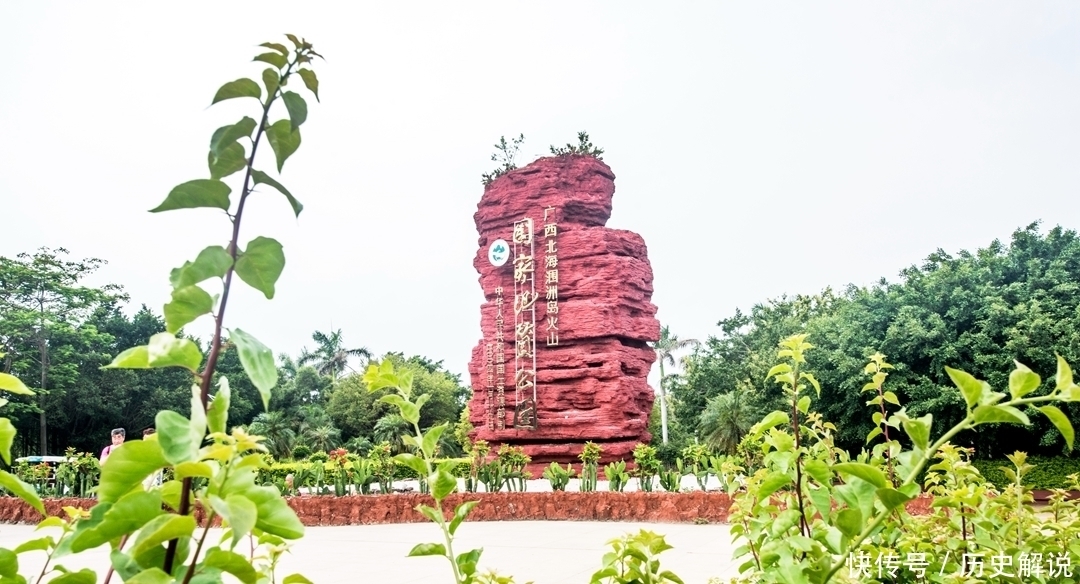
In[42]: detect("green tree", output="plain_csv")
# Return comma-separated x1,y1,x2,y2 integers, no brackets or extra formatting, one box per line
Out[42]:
698,387,754,454
298,329,371,386
248,410,296,459
0,248,126,454
680,223,1080,457
650,325,699,444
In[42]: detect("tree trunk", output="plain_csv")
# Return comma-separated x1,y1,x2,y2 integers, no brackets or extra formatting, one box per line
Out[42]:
658,360,668,444
38,333,48,456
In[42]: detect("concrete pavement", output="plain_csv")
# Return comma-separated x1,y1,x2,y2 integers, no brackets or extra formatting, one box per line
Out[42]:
0,520,741,583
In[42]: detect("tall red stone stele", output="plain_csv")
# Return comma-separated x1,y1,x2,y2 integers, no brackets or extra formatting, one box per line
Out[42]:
467,154,660,468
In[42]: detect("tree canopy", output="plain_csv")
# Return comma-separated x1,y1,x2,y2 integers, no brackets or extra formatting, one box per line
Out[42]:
673,223,1080,459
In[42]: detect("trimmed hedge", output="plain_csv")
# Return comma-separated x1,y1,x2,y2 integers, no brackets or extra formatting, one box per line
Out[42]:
258,460,472,485
973,456,1080,490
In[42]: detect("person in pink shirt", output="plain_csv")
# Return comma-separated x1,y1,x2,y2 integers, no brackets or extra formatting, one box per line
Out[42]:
99,428,125,464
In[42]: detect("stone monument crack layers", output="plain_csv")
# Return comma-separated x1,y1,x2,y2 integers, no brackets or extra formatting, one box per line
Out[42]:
467,155,661,467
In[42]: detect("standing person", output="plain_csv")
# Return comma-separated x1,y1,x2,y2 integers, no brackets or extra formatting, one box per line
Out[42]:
141,428,164,489
100,428,125,464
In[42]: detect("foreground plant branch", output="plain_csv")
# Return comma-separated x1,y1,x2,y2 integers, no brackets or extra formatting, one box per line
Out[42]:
733,333,1080,584
0,35,323,584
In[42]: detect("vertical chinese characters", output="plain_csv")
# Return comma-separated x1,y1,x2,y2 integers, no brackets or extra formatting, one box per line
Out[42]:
494,287,505,429
544,206,559,347
512,217,538,428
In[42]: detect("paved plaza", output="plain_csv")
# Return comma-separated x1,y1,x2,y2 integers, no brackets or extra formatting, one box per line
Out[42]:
0,520,740,583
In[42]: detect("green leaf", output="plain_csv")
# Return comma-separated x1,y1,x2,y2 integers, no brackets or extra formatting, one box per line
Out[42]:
0,419,15,465
204,548,258,584
211,78,261,105
230,329,277,409
109,550,142,582
0,549,16,578
946,366,985,410
1057,355,1075,392
70,490,162,552
251,170,303,217
865,426,883,444
262,68,280,98
835,508,862,539
146,333,202,372
766,363,791,376
801,372,821,396
407,543,446,557
833,462,888,489
281,92,307,131
421,424,447,460
448,500,479,536
876,487,914,511
174,461,213,479
394,453,428,478
882,391,900,406
0,470,43,515
285,34,303,48
156,410,198,465
1009,362,1042,399
807,486,832,523
378,394,419,426
97,440,169,503
48,569,96,584
432,468,457,500
188,383,207,451
208,142,247,180
209,494,257,548
756,473,792,503
130,514,197,558
802,460,832,485
123,568,172,584
159,480,183,512
796,395,810,414
170,246,234,289
164,285,213,334
297,69,319,102
901,413,932,452
282,576,314,584
14,537,51,553
972,404,1030,425
260,42,289,55
0,373,33,395
207,376,231,434
1038,405,1075,451
753,411,789,436
102,346,149,369
150,179,231,213
246,486,304,539
253,52,287,69
209,117,257,158
415,504,442,524
265,119,301,172
234,237,285,300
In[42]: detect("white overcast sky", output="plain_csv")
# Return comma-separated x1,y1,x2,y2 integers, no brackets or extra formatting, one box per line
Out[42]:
2,3,1078,385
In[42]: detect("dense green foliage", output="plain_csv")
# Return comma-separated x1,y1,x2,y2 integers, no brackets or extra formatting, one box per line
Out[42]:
729,334,1080,584
674,223,1080,458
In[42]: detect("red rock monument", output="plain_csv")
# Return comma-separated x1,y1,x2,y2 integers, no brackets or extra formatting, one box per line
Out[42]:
467,154,661,468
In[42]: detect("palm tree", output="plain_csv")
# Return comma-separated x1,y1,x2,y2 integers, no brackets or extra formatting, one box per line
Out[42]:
373,413,410,454
298,329,372,386
699,390,754,454
247,411,296,459
304,424,341,453
650,325,700,444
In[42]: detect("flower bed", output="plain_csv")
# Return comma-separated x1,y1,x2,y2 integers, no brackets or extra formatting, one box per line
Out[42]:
0,491,944,526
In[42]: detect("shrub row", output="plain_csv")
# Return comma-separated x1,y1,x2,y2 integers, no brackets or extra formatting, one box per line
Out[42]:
973,456,1080,490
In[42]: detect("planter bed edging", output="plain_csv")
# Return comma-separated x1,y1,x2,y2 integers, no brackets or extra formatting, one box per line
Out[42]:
0,491,952,527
